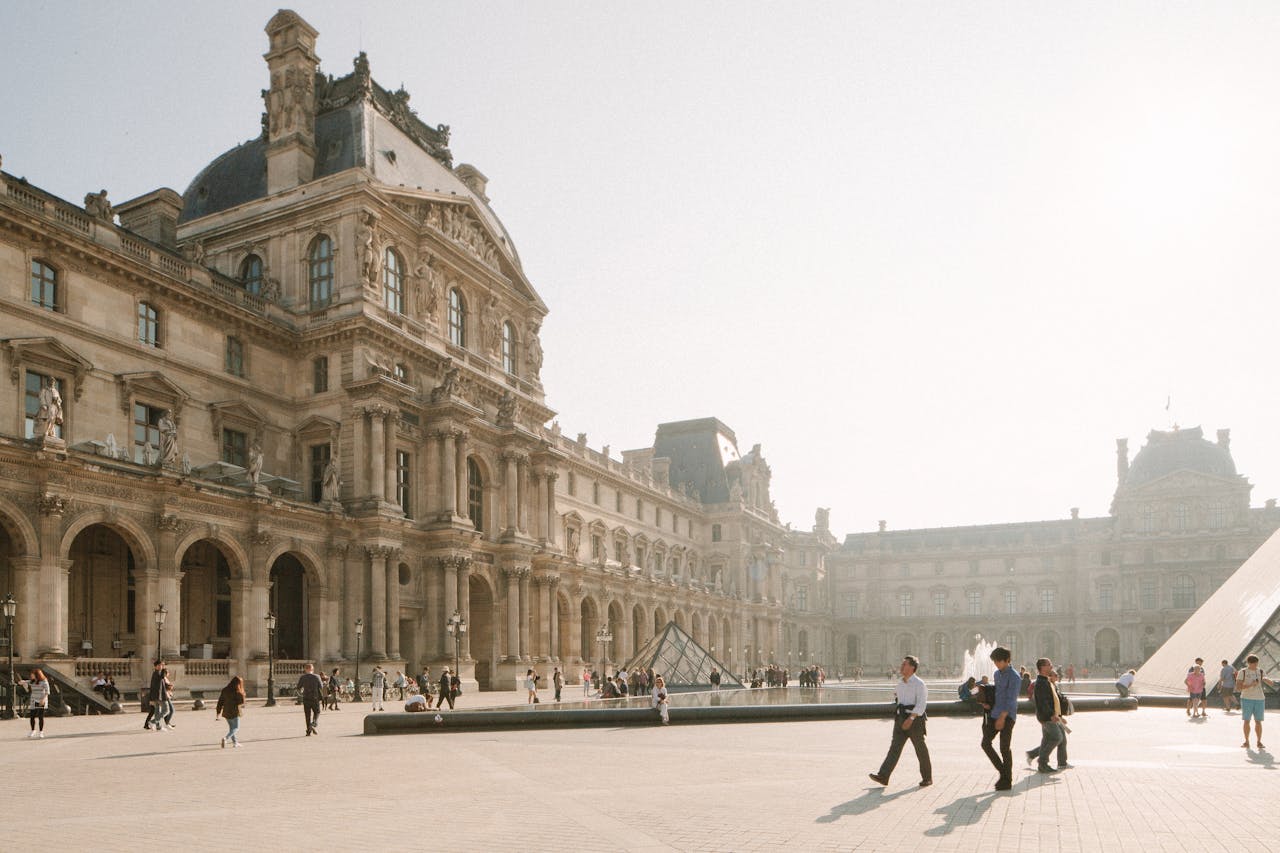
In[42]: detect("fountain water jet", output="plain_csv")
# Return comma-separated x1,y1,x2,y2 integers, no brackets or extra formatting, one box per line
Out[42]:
961,634,999,684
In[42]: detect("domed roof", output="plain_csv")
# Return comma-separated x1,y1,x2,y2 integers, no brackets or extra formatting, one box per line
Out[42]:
1124,426,1236,488
178,64,519,266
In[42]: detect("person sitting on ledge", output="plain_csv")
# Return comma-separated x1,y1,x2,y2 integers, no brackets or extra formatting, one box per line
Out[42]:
1115,669,1136,698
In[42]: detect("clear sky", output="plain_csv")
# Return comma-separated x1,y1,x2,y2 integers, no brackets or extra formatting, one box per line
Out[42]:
4,2,1279,536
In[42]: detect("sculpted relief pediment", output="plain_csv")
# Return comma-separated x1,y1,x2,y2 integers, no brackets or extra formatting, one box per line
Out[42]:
4,337,94,399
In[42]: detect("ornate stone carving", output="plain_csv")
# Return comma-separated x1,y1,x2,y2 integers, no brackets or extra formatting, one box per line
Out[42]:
249,529,273,547
358,212,381,289
438,554,471,572
430,358,460,403
31,376,62,439
481,294,501,354
496,391,519,428
413,250,443,322
83,189,113,221
37,494,67,516
423,203,499,268
526,322,543,379
156,513,181,532
327,542,349,558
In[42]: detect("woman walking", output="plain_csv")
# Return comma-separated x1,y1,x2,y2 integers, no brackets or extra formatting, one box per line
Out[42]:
26,669,50,738
215,675,246,748
652,674,670,725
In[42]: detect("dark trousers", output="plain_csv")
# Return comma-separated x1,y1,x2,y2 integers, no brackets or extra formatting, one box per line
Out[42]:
877,716,932,782
981,716,1016,784
1027,721,1067,769
303,699,321,730
436,690,454,710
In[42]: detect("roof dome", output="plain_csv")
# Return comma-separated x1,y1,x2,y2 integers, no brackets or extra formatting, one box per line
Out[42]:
1124,426,1236,488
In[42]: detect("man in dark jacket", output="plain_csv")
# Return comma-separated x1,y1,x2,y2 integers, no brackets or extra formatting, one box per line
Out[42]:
296,663,326,736
146,660,168,731
1025,658,1070,773
436,668,454,710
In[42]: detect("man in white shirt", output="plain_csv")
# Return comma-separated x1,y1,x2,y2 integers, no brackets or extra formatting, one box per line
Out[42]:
1115,670,1136,698
869,655,932,788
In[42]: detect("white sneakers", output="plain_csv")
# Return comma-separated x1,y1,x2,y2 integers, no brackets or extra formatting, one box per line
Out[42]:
27,731,44,739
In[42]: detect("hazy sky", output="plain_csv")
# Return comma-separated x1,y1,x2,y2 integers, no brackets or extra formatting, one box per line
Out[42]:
4,2,1279,536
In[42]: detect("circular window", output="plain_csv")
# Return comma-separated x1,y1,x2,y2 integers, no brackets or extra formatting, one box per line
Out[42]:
398,565,410,586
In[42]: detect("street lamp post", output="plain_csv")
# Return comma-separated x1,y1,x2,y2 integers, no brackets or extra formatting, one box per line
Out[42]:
264,612,277,707
595,624,612,696
153,604,167,661
446,610,467,680
2,594,15,720
353,618,364,702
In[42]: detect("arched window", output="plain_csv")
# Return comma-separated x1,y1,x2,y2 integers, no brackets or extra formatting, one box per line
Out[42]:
137,301,160,347
239,254,263,295
1172,574,1196,609
308,235,334,307
383,248,404,314
932,632,949,664
30,260,58,310
501,321,517,374
448,288,466,347
467,458,484,530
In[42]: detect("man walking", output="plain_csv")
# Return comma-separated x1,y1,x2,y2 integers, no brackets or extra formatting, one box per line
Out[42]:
1186,658,1208,718
296,663,325,736
1239,654,1276,749
371,665,386,711
1219,659,1238,713
553,667,563,702
710,668,721,691
981,646,1020,791
417,666,432,701
1026,658,1070,773
436,667,454,710
146,660,170,731
868,655,932,788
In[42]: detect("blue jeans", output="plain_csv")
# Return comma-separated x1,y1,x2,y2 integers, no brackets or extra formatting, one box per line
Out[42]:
225,716,240,743
1028,721,1067,769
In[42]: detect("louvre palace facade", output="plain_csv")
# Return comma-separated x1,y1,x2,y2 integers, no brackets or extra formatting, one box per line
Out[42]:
0,11,835,696
1,12,1274,700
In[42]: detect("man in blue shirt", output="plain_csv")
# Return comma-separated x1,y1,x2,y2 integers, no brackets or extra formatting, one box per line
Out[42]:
981,646,1020,791
869,655,932,788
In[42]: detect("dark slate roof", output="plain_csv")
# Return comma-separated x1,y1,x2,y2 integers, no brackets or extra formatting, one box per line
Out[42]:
1125,426,1237,488
653,418,740,505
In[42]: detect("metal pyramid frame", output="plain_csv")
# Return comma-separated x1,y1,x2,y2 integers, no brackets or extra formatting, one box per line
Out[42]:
623,621,744,692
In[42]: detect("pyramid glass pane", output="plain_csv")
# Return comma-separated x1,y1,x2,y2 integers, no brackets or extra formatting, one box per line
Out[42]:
622,621,743,691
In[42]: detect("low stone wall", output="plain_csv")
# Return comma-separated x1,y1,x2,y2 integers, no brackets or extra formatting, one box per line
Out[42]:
363,695,1138,735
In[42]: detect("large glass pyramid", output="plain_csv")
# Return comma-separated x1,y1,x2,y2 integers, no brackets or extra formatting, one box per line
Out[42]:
623,621,744,692
1135,528,1280,695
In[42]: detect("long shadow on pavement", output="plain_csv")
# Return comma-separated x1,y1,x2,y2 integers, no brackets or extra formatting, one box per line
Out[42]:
815,785,917,822
924,772,1059,837
1246,748,1275,770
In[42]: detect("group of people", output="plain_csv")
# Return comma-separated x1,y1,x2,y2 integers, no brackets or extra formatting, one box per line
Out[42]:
870,649,1075,792
91,672,120,703
1185,655,1275,749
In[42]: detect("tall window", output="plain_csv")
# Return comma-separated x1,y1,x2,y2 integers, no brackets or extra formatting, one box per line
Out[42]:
843,592,859,618
24,372,64,439
313,356,329,393
932,633,949,664
615,491,622,513
1140,505,1156,533
1098,583,1114,611
448,288,466,347
592,534,605,563
898,592,913,618
225,336,245,377
396,450,412,517
967,590,982,616
1003,589,1017,615
796,586,809,611
383,248,404,314
221,428,247,467
1000,633,1019,662
137,302,160,347
1172,574,1196,609
239,254,263,295
636,498,644,521
308,235,334,307
567,472,576,496
1039,588,1056,614
467,458,483,530
592,481,600,505
1172,504,1189,531
132,402,162,463
1208,503,1227,529
501,321,517,374
712,524,722,542
30,260,57,310
933,590,947,617
309,443,330,503
1140,577,1158,610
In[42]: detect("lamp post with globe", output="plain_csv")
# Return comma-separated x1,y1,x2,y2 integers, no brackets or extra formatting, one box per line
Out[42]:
2,594,15,720
264,612,277,707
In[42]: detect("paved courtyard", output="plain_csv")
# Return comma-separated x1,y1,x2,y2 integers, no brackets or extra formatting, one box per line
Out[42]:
4,692,1278,852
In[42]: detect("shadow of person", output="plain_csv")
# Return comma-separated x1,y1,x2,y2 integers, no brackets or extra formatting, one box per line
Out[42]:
1246,748,1275,770
816,786,916,823
923,772,1058,837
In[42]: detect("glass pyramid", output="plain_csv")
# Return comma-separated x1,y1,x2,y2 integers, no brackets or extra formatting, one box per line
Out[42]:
623,621,744,692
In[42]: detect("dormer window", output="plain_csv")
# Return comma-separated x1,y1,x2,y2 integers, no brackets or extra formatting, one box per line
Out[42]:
240,254,263,295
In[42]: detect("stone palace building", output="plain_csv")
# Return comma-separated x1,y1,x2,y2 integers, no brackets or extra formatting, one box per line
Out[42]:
0,11,834,696
0,12,1273,698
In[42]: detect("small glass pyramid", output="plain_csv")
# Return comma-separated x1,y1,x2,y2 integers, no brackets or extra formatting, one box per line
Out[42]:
623,621,744,692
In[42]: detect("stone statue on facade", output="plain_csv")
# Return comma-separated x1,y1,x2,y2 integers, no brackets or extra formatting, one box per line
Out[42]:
413,252,442,321
185,239,206,265
143,441,158,467
83,189,113,221
104,432,120,459
481,294,500,353
158,409,178,466
181,452,192,476
566,527,580,557
496,390,518,427
430,358,460,402
32,377,63,440
359,213,381,288
247,440,264,485
321,456,341,503
526,322,543,378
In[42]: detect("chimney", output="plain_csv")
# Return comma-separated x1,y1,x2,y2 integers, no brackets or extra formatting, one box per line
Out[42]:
454,164,489,202
1116,438,1129,485
263,10,319,194
115,189,183,249
878,520,887,533
1217,428,1231,450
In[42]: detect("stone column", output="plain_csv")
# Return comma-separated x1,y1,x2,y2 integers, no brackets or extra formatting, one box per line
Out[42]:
455,431,469,523
442,556,459,653
424,556,442,659
36,495,67,656
367,546,388,658
423,433,440,518
503,452,519,534
516,458,529,534
330,545,353,658
352,406,367,496
536,575,552,659
155,515,181,659
369,409,386,502
530,470,544,540
456,558,471,660
308,583,326,660
383,410,398,508
545,473,559,546
228,577,253,664
567,590,582,665
549,576,561,660
440,431,457,518
10,556,40,661
504,568,520,659
519,570,531,659
385,549,401,659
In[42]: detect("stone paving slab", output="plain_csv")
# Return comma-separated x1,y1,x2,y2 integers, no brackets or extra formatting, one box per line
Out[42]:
3,695,1278,852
